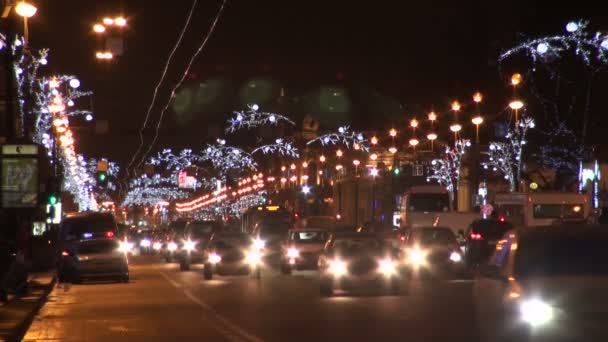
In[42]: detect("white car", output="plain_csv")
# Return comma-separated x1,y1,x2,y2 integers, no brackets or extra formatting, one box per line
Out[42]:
473,225,608,341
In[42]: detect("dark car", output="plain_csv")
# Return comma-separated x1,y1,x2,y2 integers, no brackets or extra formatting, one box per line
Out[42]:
160,219,189,262
402,227,466,278
56,212,128,283
252,220,292,264
202,231,257,280
177,220,223,271
474,225,608,341
318,232,404,296
465,219,513,266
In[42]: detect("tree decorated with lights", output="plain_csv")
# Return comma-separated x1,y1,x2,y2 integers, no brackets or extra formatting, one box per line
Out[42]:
123,174,190,207
427,139,471,205
482,115,535,191
499,19,608,181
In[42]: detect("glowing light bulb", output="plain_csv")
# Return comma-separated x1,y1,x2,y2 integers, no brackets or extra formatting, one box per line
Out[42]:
451,101,461,111
473,92,483,103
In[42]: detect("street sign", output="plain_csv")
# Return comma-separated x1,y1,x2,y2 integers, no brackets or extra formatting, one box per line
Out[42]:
2,144,38,155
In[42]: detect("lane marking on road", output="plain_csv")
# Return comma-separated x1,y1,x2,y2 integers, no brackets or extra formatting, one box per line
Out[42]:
159,271,265,342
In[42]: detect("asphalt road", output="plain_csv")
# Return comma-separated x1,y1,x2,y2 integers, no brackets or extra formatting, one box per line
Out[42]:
23,255,479,342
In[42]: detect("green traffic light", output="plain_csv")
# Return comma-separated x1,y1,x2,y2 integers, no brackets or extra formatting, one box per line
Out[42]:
99,173,107,182
49,195,58,205
393,168,400,176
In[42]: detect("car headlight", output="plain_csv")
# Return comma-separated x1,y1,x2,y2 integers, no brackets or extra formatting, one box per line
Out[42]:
152,242,162,250
168,242,178,252
406,247,427,267
378,258,397,276
245,249,263,266
183,239,196,252
140,239,151,247
286,247,300,259
449,251,462,263
208,253,222,264
118,240,133,253
328,259,348,277
520,299,554,326
253,238,266,250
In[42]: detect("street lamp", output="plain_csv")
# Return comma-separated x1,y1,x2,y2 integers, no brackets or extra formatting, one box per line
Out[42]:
103,17,114,25
409,138,419,148
93,24,106,33
370,153,378,161
509,100,524,124
427,132,437,151
388,146,397,154
473,92,483,103
451,101,461,112
114,16,127,27
450,123,462,141
319,155,326,163
511,73,522,86
471,116,484,143
389,128,397,137
14,1,37,45
371,136,378,145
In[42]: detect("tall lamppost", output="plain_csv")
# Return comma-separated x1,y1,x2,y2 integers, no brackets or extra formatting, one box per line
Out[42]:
14,1,37,45
471,116,484,143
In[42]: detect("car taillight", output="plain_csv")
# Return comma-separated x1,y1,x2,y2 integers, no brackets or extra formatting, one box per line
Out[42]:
469,233,483,240
61,250,70,256
106,231,114,238
399,235,406,242
499,216,506,222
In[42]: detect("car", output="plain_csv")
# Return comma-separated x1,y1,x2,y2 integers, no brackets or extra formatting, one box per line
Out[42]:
474,224,608,341
202,231,260,280
401,227,466,278
160,219,188,262
280,228,329,274
302,216,336,230
318,232,404,296
251,220,292,264
465,219,513,266
177,220,223,271
56,212,129,283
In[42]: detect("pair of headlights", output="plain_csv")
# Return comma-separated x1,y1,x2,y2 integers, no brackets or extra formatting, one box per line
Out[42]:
405,247,462,267
326,258,398,277
207,249,263,266
164,240,196,252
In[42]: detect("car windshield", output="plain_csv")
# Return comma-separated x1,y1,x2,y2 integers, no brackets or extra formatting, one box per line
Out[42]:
410,229,457,246
212,234,251,249
333,238,384,256
292,231,327,243
61,215,116,240
258,223,290,239
515,235,608,277
408,193,450,212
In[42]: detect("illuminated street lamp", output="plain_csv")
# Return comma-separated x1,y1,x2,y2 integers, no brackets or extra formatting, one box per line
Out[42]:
370,153,378,161
427,132,437,151
319,155,326,163
473,92,483,103
509,100,524,124
388,146,397,154
14,1,37,45
103,17,114,25
451,101,461,112
389,128,397,137
410,118,419,129
93,24,106,33
511,73,522,86
450,124,462,141
409,138,419,148
114,16,127,26
471,116,484,143
336,149,343,158
371,136,378,145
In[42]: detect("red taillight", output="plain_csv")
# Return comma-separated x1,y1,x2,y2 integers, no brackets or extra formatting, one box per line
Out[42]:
499,216,506,222
294,212,300,219
61,251,69,256
106,231,114,238
469,233,483,240
399,235,406,242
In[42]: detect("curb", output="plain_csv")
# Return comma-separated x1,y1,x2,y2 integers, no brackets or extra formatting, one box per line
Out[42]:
0,275,56,342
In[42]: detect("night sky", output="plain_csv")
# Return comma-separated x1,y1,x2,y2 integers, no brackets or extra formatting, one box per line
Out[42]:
22,1,608,166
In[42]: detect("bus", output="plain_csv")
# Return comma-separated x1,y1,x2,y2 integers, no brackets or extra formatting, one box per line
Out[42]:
494,192,591,227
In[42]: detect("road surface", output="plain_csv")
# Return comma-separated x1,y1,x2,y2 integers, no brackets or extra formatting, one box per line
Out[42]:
23,256,478,341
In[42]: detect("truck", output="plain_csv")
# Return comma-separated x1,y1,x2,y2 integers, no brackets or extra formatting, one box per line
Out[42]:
399,185,480,233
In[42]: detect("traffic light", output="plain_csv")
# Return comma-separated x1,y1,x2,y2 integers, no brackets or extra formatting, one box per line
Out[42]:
48,194,58,205
97,171,108,187
393,167,400,176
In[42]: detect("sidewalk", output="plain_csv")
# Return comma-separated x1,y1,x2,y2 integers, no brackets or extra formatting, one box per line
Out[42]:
0,272,56,342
